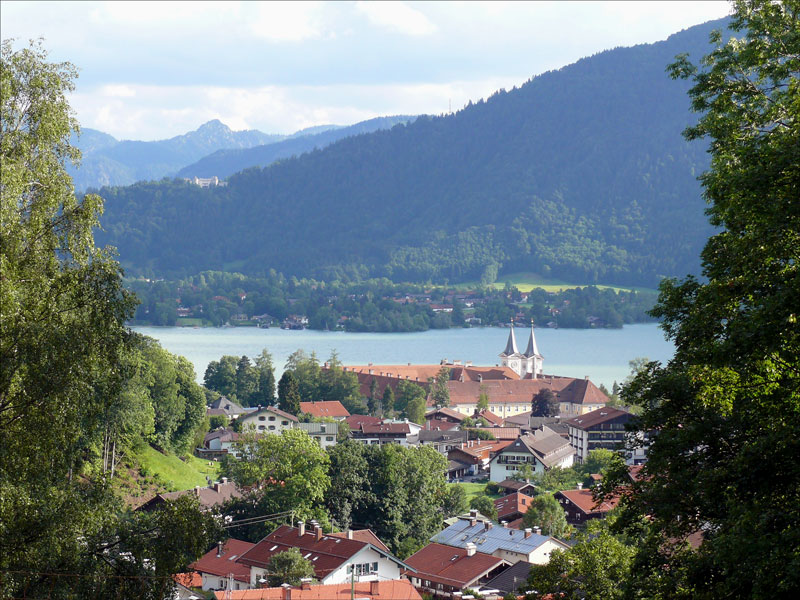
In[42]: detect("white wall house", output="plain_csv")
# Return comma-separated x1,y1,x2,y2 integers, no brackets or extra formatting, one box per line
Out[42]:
239,406,298,434
489,432,575,482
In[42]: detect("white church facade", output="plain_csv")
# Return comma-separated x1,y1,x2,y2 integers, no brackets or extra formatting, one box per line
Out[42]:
499,320,544,378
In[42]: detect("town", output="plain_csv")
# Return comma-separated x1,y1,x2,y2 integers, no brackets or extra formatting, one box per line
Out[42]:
148,326,649,599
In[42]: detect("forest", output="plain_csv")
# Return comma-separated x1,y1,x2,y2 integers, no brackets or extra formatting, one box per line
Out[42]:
128,270,657,331
93,18,728,288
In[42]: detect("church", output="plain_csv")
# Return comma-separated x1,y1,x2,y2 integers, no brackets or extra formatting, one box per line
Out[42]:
341,322,607,419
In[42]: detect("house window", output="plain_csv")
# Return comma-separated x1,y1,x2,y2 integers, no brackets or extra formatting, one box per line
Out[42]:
282,420,289,426
268,416,276,421
258,416,266,422
269,425,276,430
258,425,265,431
326,436,334,441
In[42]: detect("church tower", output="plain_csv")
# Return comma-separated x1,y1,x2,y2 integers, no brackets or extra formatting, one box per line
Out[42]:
522,320,544,378
499,319,525,377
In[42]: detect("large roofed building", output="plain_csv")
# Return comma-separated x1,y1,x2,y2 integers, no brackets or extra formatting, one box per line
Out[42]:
340,326,607,419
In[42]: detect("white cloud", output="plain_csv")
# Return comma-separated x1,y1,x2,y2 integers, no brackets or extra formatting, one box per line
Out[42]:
248,1,327,42
355,1,437,36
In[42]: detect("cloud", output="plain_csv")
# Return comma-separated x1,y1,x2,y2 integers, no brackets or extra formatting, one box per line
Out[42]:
248,1,327,42
355,1,437,36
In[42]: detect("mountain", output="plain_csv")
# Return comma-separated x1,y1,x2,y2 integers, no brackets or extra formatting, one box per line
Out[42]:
69,120,281,191
97,19,730,288
176,115,418,179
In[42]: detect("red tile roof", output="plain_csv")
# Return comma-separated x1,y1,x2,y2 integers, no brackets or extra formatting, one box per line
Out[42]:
214,579,422,600
565,407,632,430
344,414,382,429
360,423,411,435
404,543,505,588
494,492,534,520
140,480,242,511
448,377,608,407
173,572,202,588
237,525,395,581
189,539,254,583
475,409,504,426
299,401,350,419
556,488,620,516
424,419,460,431
480,427,521,440
329,529,391,553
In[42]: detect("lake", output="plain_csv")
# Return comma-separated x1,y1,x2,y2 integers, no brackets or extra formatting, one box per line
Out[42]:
132,324,674,389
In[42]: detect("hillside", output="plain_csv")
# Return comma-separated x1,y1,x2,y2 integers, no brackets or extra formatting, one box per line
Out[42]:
177,115,418,179
97,19,729,287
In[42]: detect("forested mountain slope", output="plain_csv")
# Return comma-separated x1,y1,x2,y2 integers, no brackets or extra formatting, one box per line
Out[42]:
97,19,728,286
177,115,418,179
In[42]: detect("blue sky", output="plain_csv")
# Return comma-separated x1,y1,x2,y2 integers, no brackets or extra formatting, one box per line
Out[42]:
2,1,731,140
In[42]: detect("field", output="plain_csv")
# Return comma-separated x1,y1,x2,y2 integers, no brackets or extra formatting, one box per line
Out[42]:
454,271,656,294
133,444,222,491
450,481,501,503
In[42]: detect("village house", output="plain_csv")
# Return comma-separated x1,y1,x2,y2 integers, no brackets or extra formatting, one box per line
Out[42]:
554,485,621,526
478,560,534,598
239,406,298,434
565,406,646,464
403,542,508,599
496,479,538,497
416,429,469,455
431,514,569,565
494,492,535,523
137,478,241,512
190,539,255,593
447,439,513,476
297,421,339,449
237,523,412,587
350,420,421,446
206,396,247,420
199,428,240,458
299,400,350,421
489,432,575,482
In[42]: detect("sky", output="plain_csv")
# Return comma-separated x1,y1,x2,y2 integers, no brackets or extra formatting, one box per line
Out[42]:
2,1,731,141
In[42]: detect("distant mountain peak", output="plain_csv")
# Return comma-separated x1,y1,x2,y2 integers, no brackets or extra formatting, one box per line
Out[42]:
195,119,232,133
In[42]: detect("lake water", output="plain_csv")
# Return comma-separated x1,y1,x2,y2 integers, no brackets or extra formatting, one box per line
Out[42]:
131,324,674,389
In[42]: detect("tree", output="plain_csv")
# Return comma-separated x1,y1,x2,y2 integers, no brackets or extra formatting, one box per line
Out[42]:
204,355,238,397
477,389,490,411
277,371,301,415
521,494,570,538
0,40,214,598
469,495,498,521
430,367,451,407
225,428,330,526
531,389,559,417
395,379,426,421
235,355,258,406
441,484,468,518
368,377,380,414
381,385,394,417
253,348,276,406
525,531,634,600
600,3,800,597
265,548,316,587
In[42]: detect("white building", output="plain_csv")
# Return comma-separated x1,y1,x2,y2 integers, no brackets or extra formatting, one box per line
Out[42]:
489,431,575,482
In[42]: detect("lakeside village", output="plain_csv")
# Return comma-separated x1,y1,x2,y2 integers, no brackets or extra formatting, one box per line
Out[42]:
158,324,648,599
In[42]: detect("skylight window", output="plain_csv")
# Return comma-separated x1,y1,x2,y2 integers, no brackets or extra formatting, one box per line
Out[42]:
304,553,312,559
269,545,278,551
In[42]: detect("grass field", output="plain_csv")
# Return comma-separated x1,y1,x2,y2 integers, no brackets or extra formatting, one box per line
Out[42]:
176,317,204,327
450,481,501,503
134,444,221,491
453,272,656,294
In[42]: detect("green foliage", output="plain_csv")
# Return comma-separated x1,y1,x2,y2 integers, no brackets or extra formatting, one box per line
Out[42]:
525,531,634,600
430,367,451,407
598,3,800,598
441,484,469,518
209,414,229,430
395,380,427,422
277,371,301,415
469,495,498,522
466,428,496,441
325,441,448,557
265,548,316,587
521,494,571,538
0,40,216,598
531,388,559,417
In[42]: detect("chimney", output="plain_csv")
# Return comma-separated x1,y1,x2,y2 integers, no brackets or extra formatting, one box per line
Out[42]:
300,578,312,591
217,541,224,557
534,526,542,536
501,520,507,528
222,477,228,484
280,583,292,600
315,525,323,541
194,486,201,497
470,509,478,518
370,580,380,595
484,521,492,531
577,482,583,490
470,516,477,527
465,542,476,556
298,521,305,536
347,529,353,540
524,528,532,539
